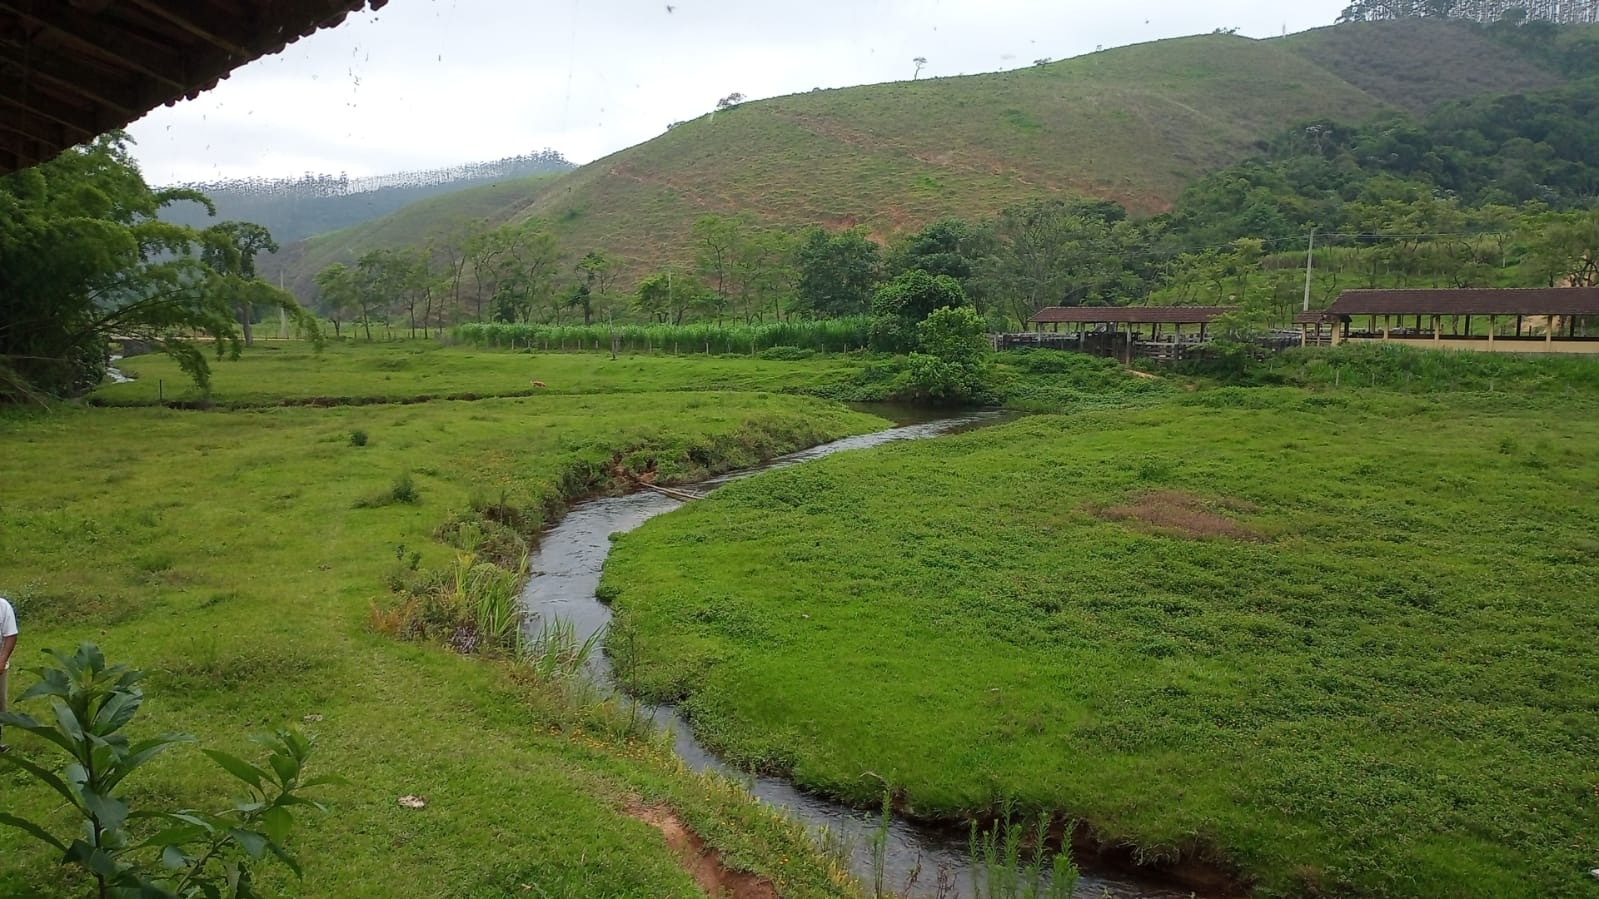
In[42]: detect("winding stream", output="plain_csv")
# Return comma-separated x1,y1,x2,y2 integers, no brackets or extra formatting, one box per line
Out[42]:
518,412,1198,899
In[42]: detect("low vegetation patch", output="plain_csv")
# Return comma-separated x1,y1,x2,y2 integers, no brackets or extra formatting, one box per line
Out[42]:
1092,489,1265,542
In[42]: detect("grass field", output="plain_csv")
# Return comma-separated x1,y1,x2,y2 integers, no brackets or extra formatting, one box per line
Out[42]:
93,340,870,407
601,388,1599,898
0,349,888,898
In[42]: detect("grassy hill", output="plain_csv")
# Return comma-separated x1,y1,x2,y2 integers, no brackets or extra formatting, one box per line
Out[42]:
1277,18,1565,113
268,21,1571,295
267,173,564,295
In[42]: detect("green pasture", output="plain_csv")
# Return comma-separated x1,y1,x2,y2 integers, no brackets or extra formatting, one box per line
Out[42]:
0,371,884,898
93,339,869,407
602,390,1599,898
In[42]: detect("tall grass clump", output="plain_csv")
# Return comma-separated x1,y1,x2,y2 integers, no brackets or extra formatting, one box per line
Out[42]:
968,812,1079,899
521,617,604,682
370,552,526,655
453,317,875,355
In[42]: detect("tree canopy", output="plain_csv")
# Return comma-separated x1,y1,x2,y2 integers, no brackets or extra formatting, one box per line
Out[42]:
0,134,315,402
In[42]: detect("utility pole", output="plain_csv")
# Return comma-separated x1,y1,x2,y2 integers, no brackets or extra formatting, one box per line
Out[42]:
1303,226,1317,313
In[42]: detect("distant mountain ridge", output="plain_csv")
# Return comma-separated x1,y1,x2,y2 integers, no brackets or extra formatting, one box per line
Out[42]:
163,150,574,243
265,18,1587,297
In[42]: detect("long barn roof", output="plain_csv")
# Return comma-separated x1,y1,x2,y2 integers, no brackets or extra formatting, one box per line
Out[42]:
1030,306,1236,325
1328,288,1599,317
1,0,387,174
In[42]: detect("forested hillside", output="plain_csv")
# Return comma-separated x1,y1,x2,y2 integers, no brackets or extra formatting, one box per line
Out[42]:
163,151,572,244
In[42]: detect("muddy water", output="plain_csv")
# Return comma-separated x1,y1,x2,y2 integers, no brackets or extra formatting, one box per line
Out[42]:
519,413,1197,899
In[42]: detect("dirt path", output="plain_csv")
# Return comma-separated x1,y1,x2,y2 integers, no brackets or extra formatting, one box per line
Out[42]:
628,804,779,899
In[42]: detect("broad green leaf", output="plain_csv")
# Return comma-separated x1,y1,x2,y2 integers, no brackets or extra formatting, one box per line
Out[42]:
105,734,194,790
266,752,297,788
137,823,208,849
0,811,68,852
0,752,82,808
0,710,80,755
259,806,293,844
227,828,268,859
92,689,143,736
202,750,265,791
160,844,189,870
266,840,304,879
50,697,87,746
81,787,131,831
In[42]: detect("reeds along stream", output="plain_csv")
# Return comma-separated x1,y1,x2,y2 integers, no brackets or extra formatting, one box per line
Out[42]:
517,413,1196,899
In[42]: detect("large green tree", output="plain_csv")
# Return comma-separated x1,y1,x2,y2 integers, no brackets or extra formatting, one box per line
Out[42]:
0,134,314,401
793,226,882,318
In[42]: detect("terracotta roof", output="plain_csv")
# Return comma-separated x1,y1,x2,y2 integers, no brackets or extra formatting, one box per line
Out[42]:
1,0,387,174
1328,288,1599,317
1029,306,1236,325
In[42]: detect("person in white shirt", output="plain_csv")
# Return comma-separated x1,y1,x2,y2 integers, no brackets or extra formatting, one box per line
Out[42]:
0,595,15,753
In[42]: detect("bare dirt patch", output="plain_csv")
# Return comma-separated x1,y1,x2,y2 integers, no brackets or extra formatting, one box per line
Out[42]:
1092,489,1264,542
627,804,779,899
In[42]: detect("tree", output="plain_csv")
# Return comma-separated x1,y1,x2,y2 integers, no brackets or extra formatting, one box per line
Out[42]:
889,218,983,283
635,270,703,325
0,134,316,401
431,219,483,326
199,221,278,347
692,215,742,321
733,228,796,323
904,306,991,404
715,92,746,111
913,57,928,79
572,247,620,324
477,221,559,323
1527,209,1599,287
313,263,358,339
1206,292,1278,377
794,226,882,318
974,199,1134,325
869,269,968,353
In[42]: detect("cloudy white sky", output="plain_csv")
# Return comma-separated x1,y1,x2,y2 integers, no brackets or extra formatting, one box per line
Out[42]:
127,0,1351,185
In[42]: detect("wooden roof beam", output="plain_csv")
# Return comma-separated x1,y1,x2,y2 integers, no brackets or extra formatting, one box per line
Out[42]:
0,131,47,168
0,2,191,93
0,112,71,150
120,0,253,59
0,48,145,117
0,89,106,141
0,97,94,146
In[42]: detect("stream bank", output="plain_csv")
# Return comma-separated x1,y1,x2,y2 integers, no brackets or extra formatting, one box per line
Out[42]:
519,412,1218,899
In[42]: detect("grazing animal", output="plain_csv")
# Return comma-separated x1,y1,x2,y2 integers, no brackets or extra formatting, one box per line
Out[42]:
530,380,547,389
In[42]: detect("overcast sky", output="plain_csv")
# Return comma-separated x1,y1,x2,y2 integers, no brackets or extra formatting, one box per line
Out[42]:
126,0,1351,185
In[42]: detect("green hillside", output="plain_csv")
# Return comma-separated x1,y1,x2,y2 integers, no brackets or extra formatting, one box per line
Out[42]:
269,21,1571,294
1277,18,1565,113
267,173,563,294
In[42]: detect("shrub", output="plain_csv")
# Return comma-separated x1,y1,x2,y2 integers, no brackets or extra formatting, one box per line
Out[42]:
355,473,420,509
349,430,368,447
756,346,816,361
